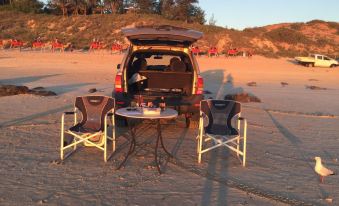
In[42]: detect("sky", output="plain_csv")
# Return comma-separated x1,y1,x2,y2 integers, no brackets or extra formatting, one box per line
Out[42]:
199,0,339,30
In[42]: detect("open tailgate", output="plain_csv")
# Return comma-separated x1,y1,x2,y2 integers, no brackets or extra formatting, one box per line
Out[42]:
122,25,203,46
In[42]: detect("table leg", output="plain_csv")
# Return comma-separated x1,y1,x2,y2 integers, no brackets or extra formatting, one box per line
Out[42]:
155,128,161,174
157,120,173,158
154,119,174,174
116,118,136,170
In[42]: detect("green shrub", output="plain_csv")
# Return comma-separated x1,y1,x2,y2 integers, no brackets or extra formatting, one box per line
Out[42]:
0,11,337,58
316,39,331,47
307,20,325,24
264,27,311,44
290,23,304,30
242,27,267,37
327,22,339,35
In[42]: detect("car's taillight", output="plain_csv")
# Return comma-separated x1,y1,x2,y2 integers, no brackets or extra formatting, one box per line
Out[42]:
196,76,204,94
115,73,123,93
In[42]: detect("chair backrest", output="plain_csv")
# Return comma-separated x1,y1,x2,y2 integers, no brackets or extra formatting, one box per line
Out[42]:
75,96,115,132
200,100,241,135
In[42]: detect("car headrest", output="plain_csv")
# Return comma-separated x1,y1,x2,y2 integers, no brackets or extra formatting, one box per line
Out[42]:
171,60,186,72
132,58,147,72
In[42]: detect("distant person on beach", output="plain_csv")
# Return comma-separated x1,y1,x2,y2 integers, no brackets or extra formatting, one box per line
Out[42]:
35,36,42,43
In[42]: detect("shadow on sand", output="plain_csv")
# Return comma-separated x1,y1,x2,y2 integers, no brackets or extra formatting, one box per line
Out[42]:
0,74,62,85
0,104,72,128
201,148,229,206
286,59,300,66
200,69,246,99
266,111,329,199
46,82,96,95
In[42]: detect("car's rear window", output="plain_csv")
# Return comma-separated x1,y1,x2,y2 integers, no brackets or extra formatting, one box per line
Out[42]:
129,52,193,72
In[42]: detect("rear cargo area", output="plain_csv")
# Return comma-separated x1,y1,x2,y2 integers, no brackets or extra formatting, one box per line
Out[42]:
126,51,194,97
138,71,192,95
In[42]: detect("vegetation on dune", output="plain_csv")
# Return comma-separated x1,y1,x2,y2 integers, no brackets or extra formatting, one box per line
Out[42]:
264,27,311,45
0,1,338,58
1,0,205,24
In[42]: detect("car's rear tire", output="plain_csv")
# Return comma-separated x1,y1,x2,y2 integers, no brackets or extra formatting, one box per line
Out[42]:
115,116,127,127
307,63,314,67
185,117,199,128
330,64,336,68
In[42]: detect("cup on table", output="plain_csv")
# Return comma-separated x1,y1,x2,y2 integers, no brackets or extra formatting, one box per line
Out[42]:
147,101,153,107
131,101,137,108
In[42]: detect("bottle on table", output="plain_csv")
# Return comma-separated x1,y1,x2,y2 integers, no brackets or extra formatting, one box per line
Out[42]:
137,95,143,107
159,96,166,111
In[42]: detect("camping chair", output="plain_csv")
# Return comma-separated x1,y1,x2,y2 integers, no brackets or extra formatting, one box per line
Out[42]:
197,100,247,166
60,95,116,162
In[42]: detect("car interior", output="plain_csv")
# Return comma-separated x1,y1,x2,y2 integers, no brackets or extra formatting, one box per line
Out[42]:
126,51,194,96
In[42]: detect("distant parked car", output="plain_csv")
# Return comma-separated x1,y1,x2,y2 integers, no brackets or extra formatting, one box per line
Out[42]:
295,54,338,68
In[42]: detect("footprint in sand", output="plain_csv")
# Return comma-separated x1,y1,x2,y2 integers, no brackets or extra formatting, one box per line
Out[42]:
305,85,327,90
49,159,63,165
281,82,289,87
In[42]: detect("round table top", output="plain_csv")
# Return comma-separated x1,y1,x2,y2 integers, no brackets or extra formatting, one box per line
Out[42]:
116,107,178,119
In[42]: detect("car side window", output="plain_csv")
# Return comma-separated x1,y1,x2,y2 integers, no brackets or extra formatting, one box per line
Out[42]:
317,56,322,60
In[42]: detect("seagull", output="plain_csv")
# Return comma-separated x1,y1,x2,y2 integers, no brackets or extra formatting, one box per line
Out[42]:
314,156,335,183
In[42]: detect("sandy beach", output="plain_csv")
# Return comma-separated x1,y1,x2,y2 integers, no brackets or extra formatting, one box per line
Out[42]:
1,50,339,205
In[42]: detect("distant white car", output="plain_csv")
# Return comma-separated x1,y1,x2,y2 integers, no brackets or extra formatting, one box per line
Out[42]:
295,54,338,68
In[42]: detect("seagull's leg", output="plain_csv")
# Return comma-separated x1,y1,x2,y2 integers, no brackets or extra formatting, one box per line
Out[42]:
320,176,324,183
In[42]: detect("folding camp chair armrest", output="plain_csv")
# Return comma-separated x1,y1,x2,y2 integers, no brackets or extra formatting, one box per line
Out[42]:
107,112,114,117
238,117,246,121
64,111,75,115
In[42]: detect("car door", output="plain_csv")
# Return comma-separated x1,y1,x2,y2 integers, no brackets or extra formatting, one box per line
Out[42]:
322,56,332,67
315,55,324,67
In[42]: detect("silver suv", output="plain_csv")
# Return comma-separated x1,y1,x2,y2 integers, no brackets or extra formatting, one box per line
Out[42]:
113,25,204,127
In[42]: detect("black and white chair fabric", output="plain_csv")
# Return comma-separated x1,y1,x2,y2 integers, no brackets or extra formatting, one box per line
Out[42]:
60,95,116,162
197,99,248,166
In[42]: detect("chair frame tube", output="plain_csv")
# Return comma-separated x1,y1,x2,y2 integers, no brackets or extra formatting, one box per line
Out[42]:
197,110,248,167
60,108,116,162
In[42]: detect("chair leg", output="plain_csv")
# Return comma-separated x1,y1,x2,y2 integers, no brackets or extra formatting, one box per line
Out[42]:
60,132,64,160
73,110,77,151
198,134,203,164
73,138,77,151
242,123,247,167
198,115,203,164
196,135,200,154
60,116,65,160
104,133,107,162
112,115,116,152
104,116,108,162
236,135,240,157
243,138,247,167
